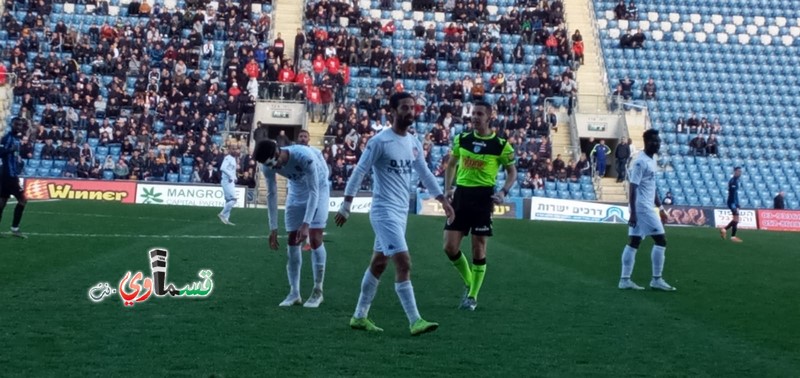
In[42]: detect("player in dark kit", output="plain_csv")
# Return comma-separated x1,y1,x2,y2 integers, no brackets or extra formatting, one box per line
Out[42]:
0,122,29,238
719,166,743,243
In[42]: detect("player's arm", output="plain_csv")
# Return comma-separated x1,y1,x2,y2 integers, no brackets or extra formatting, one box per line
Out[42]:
499,142,517,197
627,160,642,226
413,145,445,200
337,139,379,226
444,135,461,197
444,155,458,197
654,189,669,223
413,140,455,223
301,159,320,227
501,164,517,195
264,169,279,232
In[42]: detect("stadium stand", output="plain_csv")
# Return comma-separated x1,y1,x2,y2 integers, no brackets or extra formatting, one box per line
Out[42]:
301,0,599,201
0,0,273,189
595,0,799,209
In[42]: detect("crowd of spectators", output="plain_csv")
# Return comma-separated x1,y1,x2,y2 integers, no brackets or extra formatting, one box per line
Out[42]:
677,113,722,158
306,0,582,190
1,0,277,187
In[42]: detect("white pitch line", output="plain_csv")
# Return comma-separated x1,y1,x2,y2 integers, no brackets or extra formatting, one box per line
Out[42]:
28,211,202,223
23,232,273,239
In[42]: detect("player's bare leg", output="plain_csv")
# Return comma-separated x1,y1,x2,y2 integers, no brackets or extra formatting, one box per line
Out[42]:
304,228,326,308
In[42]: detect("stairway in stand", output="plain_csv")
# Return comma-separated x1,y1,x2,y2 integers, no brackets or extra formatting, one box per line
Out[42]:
598,177,628,204
254,0,306,208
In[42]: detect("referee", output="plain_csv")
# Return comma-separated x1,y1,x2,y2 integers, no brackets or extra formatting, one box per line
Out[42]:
442,100,517,311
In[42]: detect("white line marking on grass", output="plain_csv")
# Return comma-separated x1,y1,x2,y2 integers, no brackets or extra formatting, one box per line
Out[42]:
28,211,202,223
23,232,273,239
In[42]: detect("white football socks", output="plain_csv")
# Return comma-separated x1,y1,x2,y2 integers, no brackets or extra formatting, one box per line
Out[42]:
652,245,666,278
621,245,637,279
221,199,235,218
311,244,327,291
354,270,380,319
286,245,302,297
395,280,421,325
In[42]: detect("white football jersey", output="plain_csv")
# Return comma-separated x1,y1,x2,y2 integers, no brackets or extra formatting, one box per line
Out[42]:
345,128,442,215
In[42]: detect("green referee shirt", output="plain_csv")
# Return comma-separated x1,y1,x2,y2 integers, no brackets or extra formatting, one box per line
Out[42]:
451,131,515,188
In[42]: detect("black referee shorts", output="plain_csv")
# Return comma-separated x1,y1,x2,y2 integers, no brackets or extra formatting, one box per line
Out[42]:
444,186,495,236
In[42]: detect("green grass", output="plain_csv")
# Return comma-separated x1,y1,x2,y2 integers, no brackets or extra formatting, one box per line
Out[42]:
1,200,799,377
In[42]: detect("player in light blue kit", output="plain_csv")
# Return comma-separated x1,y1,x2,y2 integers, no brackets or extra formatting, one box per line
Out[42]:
253,138,330,308
217,145,240,226
618,129,676,292
335,92,455,336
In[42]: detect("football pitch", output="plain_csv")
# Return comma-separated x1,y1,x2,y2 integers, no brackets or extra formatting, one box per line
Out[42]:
1,200,798,377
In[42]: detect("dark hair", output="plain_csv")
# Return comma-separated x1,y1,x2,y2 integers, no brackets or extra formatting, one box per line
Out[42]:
389,92,415,110
473,100,492,110
253,139,278,163
298,129,310,135
643,129,659,142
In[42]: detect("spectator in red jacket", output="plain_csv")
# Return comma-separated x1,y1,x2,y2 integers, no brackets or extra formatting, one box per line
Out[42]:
229,82,242,97
312,54,326,83
245,58,260,79
278,63,296,82
295,69,313,90
325,54,340,76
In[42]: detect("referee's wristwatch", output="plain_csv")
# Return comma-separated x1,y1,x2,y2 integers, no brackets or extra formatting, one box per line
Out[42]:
499,188,509,196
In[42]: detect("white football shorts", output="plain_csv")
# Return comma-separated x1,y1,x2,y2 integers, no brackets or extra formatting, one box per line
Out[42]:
370,210,409,256
284,187,330,232
628,209,665,237
221,182,237,202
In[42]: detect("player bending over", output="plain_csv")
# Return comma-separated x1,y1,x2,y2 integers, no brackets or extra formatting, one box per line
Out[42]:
254,138,330,308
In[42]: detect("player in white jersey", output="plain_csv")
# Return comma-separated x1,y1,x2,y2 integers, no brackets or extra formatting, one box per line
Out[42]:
217,145,240,226
253,138,331,308
335,92,455,336
618,129,676,292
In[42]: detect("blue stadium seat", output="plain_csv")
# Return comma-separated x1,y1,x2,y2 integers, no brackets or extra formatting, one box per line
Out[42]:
102,170,115,180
